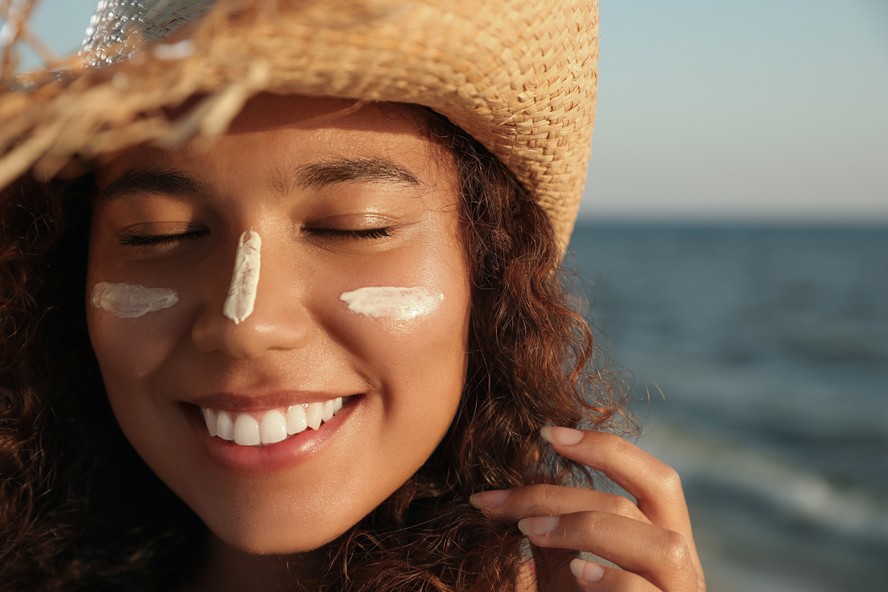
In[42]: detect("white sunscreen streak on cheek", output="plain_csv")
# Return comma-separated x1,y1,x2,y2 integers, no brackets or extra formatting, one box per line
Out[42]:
223,230,262,324
91,282,179,318
339,287,445,321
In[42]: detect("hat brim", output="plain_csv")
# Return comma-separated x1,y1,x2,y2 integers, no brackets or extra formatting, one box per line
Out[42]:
0,0,597,249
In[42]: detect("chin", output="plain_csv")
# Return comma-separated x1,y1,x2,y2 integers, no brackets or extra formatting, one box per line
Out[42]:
214,523,345,556
203,503,365,556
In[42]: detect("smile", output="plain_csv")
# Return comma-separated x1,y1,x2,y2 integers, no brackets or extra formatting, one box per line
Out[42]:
200,397,347,447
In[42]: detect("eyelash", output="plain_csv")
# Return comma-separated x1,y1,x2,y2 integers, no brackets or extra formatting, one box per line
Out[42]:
119,227,393,247
308,227,393,240
120,229,207,247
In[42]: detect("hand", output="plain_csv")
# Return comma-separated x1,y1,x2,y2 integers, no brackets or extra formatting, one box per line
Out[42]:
469,427,706,591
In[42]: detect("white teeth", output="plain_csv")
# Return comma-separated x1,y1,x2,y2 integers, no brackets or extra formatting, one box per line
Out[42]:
233,414,261,446
217,411,234,440
259,409,288,445
202,408,218,437
322,399,336,422
286,404,308,435
202,397,346,446
305,402,323,430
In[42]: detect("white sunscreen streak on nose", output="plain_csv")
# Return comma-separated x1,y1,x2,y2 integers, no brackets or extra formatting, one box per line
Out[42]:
339,287,444,321
223,230,262,324
91,282,178,318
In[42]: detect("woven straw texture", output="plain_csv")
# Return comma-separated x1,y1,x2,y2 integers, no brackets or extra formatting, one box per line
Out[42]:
0,0,598,248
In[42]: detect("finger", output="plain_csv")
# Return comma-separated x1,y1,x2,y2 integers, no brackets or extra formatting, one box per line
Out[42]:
469,484,652,525
570,559,662,592
519,511,698,592
540,427,703,580
539,428,686,528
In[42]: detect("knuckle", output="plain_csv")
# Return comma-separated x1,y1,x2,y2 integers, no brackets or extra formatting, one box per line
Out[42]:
611,495,637,518
537,485,558,508
658,530,692,571
602,432,630,455
593,432,629,471
523,484,558,515
655,464,684,497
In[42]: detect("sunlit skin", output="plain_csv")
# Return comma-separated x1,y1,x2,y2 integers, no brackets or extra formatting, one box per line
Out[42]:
86,96,470,582
85,94,706,592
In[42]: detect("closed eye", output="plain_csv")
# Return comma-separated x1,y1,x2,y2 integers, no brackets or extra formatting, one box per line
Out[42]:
306,227,393,240
120,228,208,247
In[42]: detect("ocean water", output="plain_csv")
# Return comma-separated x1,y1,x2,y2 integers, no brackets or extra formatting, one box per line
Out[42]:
565,223,888,592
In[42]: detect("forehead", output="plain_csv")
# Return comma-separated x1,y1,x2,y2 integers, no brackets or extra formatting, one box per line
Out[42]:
223,94,428,134
98,94,453,186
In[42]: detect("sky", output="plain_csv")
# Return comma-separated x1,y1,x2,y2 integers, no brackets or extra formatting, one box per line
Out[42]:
7,0,888,221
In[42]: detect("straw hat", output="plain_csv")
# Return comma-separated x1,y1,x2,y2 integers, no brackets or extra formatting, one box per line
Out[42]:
0,0,598,248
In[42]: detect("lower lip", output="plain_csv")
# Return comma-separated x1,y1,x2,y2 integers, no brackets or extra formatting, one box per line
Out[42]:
187,397,359,472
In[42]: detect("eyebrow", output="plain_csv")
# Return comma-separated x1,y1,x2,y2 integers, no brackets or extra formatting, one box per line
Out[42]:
98,157,422,203
271,157,421,194
97,168,212,203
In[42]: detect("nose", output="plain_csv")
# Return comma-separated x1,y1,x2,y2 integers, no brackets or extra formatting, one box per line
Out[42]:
191,230,311,358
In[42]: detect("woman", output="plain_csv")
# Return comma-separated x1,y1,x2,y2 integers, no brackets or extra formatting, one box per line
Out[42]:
0,1,704,590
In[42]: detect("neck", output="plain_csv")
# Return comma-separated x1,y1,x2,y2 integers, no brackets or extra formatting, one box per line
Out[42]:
183,533,323,592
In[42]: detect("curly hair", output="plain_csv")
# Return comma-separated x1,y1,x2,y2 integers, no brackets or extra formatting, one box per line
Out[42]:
0,112,625,591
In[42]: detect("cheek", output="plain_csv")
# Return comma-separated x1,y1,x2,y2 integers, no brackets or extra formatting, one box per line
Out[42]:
91,282,179,318
322,255,470,411
339,286,445,321
86,283,191,382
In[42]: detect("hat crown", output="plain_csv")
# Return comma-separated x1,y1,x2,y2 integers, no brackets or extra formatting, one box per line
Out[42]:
2,0,598,252
81,0,215,66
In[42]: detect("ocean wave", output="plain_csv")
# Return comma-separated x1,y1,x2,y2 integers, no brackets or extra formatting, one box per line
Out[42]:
637,422,888,543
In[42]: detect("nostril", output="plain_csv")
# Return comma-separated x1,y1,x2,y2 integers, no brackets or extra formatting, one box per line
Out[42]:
191,301,313,357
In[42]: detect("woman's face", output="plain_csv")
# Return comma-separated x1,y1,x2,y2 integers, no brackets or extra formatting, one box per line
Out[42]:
86,95,470,554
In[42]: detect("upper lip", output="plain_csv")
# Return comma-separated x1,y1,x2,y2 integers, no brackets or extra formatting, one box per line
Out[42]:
189,391,357,411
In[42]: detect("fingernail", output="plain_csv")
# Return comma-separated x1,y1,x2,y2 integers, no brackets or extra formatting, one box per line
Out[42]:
540,426,584,446
569,558,604,583
517,516,560,537
468,489,510,510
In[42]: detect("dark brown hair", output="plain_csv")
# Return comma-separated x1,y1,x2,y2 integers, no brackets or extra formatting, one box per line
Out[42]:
0,112,626,591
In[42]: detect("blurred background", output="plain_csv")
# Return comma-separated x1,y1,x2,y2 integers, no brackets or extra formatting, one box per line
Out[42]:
6,1,888,590
578,2,887,591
